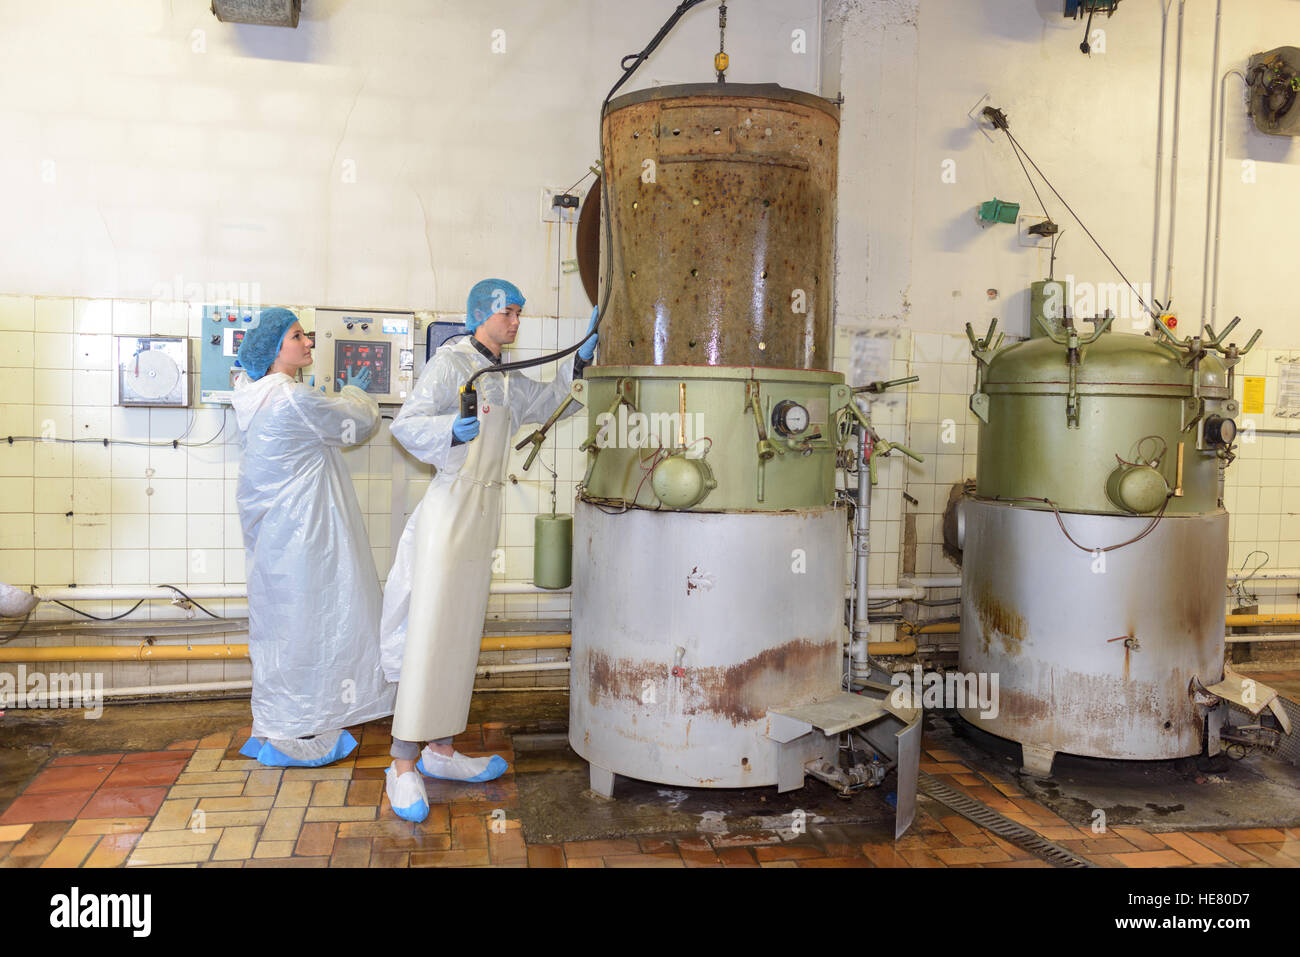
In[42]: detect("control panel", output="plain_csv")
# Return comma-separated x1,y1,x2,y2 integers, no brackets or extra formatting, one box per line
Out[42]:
313,309,415,404
199,305,258,404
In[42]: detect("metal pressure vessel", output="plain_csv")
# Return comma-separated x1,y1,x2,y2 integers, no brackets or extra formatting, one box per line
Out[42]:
956,313,1249,775
569,83,853,794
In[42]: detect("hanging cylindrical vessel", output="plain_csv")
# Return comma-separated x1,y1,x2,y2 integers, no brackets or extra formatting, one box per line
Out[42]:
597,83,839,369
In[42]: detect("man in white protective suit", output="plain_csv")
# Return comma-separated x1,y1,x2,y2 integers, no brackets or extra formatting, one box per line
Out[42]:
380,278,598,822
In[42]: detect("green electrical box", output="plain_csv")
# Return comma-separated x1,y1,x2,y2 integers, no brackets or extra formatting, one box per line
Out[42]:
978,198,1020,224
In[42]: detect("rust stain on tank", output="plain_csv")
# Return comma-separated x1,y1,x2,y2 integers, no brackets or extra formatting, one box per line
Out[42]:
975,586,1026,655
981,666,1202,760
602,87,838,370
584,638,838,725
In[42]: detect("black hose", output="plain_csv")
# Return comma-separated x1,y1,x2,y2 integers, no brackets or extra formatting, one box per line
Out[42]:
464,0,711,393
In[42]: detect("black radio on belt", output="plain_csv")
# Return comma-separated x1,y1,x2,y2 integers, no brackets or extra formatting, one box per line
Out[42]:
459,384,477,419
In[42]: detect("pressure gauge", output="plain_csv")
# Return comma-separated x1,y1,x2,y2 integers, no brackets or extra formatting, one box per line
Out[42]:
1204,415,1236,447
771,399,810,437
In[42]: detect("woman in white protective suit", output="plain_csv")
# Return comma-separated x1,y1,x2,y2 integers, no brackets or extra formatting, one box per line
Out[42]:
379,279,597,822
231,307,396,768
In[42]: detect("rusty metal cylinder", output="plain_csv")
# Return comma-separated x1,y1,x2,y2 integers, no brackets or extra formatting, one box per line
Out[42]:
599,83,839,369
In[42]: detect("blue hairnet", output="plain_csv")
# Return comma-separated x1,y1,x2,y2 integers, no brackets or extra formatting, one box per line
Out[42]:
237,307,301,380
466,279,525,332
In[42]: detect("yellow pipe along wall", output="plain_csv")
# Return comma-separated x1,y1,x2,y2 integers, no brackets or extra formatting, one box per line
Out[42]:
2,614,1292,663
0,634,574,663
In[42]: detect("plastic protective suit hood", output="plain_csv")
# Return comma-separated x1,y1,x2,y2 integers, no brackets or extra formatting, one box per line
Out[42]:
233,372,396,738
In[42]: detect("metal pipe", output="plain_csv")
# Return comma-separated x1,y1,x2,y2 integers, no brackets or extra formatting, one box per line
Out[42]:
852,421,871,644
7,662,577,708
0,633,574,663
1210,69,1247,329
1151,0,1176,300
10,609,1290,665
476,661,569,677
30,582,568,602
33,585,248,602
479,634,571,651
901,576,961,589
867,587,926,600
1225,613,1300,628
1200,0,1223,334
0,644,249,663
1228,568,1300,582
909,622,960,635
866,639,916,656
1224,633,1300,644
842,584,953,599
886,615,1295,634
11,681,253,708
1163,0,1186,307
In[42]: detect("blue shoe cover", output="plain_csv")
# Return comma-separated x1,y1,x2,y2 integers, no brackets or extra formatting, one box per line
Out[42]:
385,765,429,823
239,736,264,758
255,729,358,768
417,750,509,783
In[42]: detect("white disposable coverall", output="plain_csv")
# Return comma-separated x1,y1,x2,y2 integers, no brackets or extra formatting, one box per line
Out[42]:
233,373,397,739
380,336,577,742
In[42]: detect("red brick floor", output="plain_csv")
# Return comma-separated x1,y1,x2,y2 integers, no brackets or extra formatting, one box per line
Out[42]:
2,718,1296,868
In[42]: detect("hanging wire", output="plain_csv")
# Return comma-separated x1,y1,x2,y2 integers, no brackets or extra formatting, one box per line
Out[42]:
1232,549,1269,606
1114,434,1169,469
49,598,146,621
464,0,708,394
1010,140,1049,219
991,494,1170,553
5,408,229,450
990,112,1158,321
156,584,224,620
0,610,35,644
1048,228,1064,280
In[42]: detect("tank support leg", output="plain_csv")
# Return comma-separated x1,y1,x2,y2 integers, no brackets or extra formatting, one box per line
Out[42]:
1020,744,1056,777
776,742,808,793
1206,705,1224,757
588,763,615,798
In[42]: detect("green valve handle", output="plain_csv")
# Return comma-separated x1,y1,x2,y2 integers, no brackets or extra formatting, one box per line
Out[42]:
579,393,628,453
522,438,544,471
853,375,920,395
515,393,576,471
843,396,871,431
880,440,924,463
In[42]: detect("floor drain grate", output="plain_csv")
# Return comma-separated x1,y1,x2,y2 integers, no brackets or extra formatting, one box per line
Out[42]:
918,772,1096,868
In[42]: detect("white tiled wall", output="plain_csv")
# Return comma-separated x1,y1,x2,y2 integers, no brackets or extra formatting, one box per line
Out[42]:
0,294,586,692
4,292,1296,693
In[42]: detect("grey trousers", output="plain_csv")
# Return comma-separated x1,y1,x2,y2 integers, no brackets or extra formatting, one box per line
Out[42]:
390,735,453,760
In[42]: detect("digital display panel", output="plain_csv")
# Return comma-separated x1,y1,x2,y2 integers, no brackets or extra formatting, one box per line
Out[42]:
334,340,391,394
222,328,246,358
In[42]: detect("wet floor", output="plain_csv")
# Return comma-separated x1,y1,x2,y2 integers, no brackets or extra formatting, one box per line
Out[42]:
2,689,1297,867
934,711,1300,832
